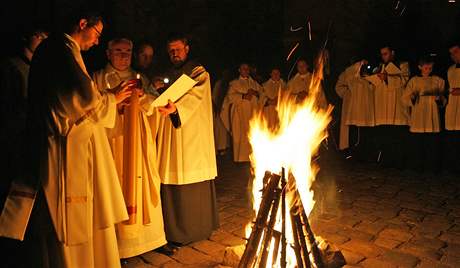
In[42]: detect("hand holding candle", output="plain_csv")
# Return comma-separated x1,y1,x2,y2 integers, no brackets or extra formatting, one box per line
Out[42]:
113,81,133,104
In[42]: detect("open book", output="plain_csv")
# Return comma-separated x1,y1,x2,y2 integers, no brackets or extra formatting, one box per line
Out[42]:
384,62,402,75
152,74,198,107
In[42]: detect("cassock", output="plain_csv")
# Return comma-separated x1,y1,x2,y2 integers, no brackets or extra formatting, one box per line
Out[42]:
335,62,375,150
287,72,328,109
155,60,218,244
401,75,445,172
93,65,166,258
365,62,410,125
401,76,445,133
364,61,410,167
0,33,128,268
221,76,263,162
0,55,31,209
445,64,460,130
261,78,286,129
212,79,230,152
444,64,460,173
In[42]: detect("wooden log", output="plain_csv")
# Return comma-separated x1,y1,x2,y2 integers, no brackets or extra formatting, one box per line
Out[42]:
271,231,281,266
258,189,281,267
238,173,281,268
301,209,324,268
280,167,287,268
290,209,305,268
293,211,311,268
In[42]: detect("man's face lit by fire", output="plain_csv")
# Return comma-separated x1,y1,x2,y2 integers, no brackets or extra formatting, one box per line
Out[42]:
107,41,132,71
167,40,189,66
137,45,154,70
380,47,395,64
79,20,102,51
297,60,309,75
239,64,250,78
270,69,281,81
449,45,460,64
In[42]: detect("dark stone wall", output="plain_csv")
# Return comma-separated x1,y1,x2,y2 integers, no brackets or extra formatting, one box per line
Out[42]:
1,0,459,82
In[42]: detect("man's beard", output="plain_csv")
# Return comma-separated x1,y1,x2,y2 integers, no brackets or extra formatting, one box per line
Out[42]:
172,57,186,67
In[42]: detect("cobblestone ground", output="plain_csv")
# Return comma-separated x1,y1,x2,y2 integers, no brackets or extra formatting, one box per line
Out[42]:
122,151,460,268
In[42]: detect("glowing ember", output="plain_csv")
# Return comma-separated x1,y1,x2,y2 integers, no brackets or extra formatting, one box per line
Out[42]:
245,51,332,267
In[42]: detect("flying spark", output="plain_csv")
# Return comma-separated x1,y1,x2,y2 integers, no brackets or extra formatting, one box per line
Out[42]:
290,26,303,32
286,42,300,61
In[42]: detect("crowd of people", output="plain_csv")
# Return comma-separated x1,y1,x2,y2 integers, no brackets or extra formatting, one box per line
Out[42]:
0,6,459,268
211,43,460,175
0,10,218,268
334,44,460,174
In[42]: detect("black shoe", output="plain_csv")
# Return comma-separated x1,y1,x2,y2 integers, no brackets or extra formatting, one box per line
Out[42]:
155,244,178,256
169,241,184,249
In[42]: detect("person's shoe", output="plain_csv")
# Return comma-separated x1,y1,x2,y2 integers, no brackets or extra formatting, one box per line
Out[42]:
169,241,183,249
155,244,178,256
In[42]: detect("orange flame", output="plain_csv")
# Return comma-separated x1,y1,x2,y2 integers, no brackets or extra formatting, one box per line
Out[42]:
245,51,332,267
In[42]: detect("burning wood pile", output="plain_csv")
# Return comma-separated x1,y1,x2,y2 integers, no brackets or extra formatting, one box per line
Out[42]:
236,53,345,267
238,170,344,268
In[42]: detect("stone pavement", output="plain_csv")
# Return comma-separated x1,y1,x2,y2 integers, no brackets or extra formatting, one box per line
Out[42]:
122,151,460,268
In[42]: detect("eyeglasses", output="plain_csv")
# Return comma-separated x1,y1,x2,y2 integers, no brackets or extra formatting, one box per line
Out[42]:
91,26,102,38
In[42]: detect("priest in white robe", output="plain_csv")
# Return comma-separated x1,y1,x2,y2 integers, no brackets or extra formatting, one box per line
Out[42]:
261,67,286,130
444,43,460,173
155,34,218,245
401,59,445,172
221,63,263,162
287,59,328,109
0,13,131,268
335,60,376,158
93,38,167,258
364,46,410,167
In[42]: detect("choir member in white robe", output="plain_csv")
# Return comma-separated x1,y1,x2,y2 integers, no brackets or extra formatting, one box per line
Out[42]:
335,60,376,159
212,70,231,154
156,35,218,245
261,68,286,130
221,63,263,162
444,43,460,173
365,46,410,167
92,38,167,258
0,14,132,268
287,59,328,109
401,59,445,172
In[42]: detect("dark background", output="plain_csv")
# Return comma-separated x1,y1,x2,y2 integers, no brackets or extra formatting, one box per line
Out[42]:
1,0,459,106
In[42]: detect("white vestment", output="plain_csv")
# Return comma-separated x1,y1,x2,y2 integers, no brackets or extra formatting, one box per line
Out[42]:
0,33,128,268
221,76,263,162
365,62,410,125
445,65,460,130
156,65,217,185
93,64,166,258
401,75,445,133
212,80,230,151
261,78,286,129
335,63,375,149
287,72,328,109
